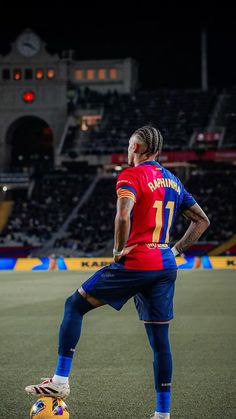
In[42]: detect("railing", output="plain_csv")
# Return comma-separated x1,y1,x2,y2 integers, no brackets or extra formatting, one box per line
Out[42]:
56,115,75,156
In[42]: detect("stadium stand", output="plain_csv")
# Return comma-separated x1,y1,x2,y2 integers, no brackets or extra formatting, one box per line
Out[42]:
0,170,93,246
171,168,236,243
61,88,218,156
215,87,236,148
54,177,116,254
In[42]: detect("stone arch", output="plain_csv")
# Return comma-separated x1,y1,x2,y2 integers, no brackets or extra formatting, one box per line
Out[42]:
5,115,54,169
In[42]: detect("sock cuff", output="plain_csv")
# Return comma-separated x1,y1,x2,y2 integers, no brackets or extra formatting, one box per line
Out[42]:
156,392,171,413
55,355,73,377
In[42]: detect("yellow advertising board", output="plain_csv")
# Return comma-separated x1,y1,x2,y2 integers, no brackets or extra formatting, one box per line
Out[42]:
65,258,113,270
0,256,235,271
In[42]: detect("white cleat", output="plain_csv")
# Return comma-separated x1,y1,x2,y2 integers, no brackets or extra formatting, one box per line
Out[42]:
150,413,170,419
25,377,70,398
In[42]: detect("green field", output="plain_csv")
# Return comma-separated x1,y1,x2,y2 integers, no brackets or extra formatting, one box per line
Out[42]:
0,270,235,419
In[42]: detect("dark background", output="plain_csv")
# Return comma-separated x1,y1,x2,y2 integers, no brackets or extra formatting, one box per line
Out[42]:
1,6,236,88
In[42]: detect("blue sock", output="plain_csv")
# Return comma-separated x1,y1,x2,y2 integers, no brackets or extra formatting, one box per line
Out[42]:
156,392,171,414
145,323,172,414
55,291,94,377
55,355,73,377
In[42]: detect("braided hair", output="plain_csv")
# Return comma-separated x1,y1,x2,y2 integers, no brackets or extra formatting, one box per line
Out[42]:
133,125,163,158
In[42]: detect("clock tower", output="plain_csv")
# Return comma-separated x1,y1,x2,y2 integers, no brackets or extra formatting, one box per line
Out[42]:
0,29,67,169
16,30,41,58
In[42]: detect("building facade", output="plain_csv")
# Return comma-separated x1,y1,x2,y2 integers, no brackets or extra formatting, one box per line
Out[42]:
0,29,137,169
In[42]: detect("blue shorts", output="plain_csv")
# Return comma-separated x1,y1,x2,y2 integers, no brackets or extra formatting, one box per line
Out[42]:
81,263,177,321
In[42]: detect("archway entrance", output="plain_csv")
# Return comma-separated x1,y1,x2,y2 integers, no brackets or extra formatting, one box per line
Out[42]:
6,116,54,170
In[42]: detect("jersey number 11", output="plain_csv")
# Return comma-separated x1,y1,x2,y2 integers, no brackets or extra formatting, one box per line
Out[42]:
152,200,175,243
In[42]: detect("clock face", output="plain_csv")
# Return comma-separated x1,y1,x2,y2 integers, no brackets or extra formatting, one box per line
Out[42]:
16,32,41,57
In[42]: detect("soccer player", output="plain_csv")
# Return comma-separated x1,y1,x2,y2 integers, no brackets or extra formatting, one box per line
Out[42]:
25,126,210,419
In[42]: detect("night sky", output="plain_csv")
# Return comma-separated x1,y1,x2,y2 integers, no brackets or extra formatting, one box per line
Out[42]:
1,6,236,89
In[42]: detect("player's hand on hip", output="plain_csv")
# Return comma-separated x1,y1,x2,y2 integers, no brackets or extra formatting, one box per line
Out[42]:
113,244,138,262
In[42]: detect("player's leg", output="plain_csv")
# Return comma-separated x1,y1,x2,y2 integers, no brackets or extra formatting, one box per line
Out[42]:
53,264,158,391
53,288,105,384
25,287,105,397
134,269,177,418
145,321,172,419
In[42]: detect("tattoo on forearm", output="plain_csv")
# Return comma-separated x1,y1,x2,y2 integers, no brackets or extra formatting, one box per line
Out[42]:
176,222,206,253
176,203,210,253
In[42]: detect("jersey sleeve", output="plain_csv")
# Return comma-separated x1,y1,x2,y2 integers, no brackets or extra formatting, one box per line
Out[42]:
179,186,197,211
116,168,140,202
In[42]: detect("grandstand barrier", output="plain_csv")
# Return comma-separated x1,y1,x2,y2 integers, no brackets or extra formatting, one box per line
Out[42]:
0,256,235,270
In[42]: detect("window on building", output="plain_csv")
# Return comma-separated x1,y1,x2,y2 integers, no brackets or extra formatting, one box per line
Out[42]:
25,69,33,80
98,68,106,80
74,69,83,81
109,68,117,80
35,69,44,80
2,69,10,80
87,69,95,80
13,69,22,81
47,68,56,79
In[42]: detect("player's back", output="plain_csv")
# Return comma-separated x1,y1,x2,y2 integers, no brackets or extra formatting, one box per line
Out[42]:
116,161,196,270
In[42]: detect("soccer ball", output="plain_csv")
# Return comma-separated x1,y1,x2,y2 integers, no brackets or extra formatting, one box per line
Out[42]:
30,397,69,418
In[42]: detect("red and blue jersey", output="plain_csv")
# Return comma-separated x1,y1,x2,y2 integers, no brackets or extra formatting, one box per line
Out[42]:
116,161,196,270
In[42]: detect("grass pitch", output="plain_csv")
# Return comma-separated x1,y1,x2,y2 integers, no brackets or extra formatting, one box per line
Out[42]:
0,270,235,419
